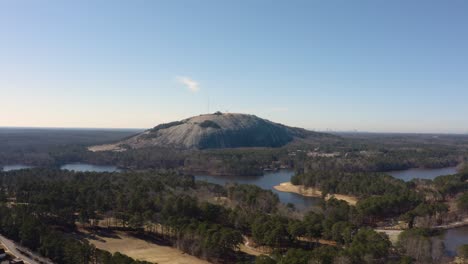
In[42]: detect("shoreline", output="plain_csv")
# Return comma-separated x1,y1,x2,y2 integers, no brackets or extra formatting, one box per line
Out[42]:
434,218,468,230
273,182,358,205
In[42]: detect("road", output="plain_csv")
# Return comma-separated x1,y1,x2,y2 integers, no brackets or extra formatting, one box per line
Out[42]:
0,233,54,264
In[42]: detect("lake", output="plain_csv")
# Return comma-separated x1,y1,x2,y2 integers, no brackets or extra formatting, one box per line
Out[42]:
60,163,122,172
195,170,321,210
1,163,121,173
194,166,460,209
1,164,34,171
441,226,468,256
386,167,458,181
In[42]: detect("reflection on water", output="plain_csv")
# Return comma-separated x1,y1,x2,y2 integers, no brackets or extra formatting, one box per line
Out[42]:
386,167,458,182
1,164,34,171
440,226,468,257
195,170,321,210
2,163,121,173
60,163,121,172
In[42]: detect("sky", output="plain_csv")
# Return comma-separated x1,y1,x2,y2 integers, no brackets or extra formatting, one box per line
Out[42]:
1,0,467,133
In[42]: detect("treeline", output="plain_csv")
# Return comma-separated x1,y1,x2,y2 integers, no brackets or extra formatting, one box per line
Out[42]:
0,128,138,167
406,171,468,227
253,225,391,264
3,168,463,263
47,146,290,176
1,169,252,259
397,228,449,263
0,169,280,262
249,199,393,263
292,171,423,223
0,168,403,263
433,171,468,199
292,171,410,197
3,129,466,177
299,146,462,174
47,141,468,177
0,206,150,264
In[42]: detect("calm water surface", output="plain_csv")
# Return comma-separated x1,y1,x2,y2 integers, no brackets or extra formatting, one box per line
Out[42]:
387,167,458,181
195,170,321,210
441,226,468,256
60,163,121,172
1,164,34,171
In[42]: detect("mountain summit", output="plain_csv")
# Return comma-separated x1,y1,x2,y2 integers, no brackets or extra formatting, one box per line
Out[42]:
89,112,326,151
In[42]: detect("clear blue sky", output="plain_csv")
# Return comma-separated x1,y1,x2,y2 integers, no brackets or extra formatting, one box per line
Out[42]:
1,0,467,133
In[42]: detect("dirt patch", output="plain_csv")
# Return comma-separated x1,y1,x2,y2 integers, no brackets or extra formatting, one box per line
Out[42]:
211,196,233,207
273,182,358,205
239,236,272,256
88,144,125,152
297,236,337,246
238,244,265,257
375,229,402,245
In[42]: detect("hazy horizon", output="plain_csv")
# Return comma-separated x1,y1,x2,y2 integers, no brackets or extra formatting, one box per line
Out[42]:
1,114,467,135
1,1,467,133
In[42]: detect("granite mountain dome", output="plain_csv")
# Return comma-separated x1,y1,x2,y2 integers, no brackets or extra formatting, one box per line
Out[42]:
89,113,325,151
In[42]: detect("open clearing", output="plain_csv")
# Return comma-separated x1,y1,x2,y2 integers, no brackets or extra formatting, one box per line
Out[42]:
82,230,211,264
375,229,402,244
88,143,124,152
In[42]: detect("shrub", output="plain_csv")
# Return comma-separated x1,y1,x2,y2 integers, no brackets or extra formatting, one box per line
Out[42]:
150,121,184,132
199,120,221,129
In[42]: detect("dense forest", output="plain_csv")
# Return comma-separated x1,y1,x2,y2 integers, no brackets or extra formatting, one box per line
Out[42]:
2,167,466,263
1,130,468,263
0,128,139,167
2,129,468,177
291,171,425,224
287,167,468,263
0,168,409,263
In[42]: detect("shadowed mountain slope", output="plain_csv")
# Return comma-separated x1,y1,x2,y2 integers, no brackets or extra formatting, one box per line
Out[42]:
89,113,331,151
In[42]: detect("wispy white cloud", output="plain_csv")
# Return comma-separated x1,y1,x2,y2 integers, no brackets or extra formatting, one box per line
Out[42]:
176,76,200,92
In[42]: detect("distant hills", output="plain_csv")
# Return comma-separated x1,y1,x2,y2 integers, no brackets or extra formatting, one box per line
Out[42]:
89,112,331,151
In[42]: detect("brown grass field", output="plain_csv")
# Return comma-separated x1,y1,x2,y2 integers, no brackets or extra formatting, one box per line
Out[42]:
82,229,211,264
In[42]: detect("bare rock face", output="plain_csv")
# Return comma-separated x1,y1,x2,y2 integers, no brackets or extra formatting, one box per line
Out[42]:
90,113,319,151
